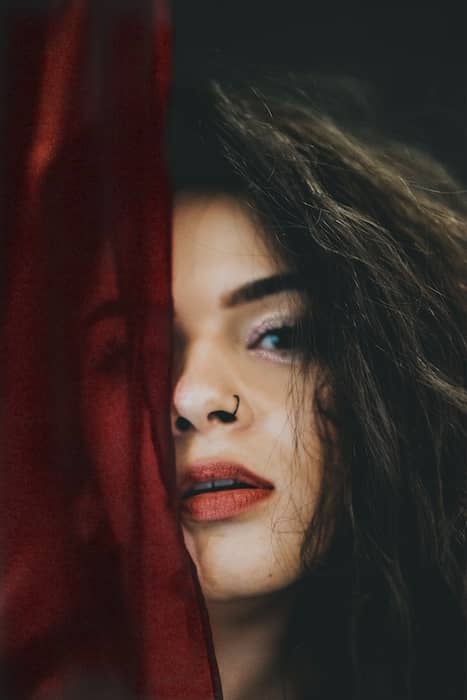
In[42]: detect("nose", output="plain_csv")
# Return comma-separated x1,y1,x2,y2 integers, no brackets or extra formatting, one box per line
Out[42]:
171,343,251,435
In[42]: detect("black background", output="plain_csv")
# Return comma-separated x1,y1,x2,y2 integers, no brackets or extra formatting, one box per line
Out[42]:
172,0,466,182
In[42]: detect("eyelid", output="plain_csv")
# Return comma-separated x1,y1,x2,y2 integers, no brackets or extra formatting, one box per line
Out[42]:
245,314,300,348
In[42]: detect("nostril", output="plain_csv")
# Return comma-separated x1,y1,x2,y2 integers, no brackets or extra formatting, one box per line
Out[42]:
175,415,192,432
207,409,237,424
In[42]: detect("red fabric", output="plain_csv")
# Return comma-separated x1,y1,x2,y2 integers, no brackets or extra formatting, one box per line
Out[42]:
1,3,220,698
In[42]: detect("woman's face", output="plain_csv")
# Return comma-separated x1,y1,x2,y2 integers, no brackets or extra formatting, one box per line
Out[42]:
80,193,323,603
172,194,322,601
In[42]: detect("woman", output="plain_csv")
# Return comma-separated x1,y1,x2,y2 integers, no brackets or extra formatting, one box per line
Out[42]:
80,75,466,699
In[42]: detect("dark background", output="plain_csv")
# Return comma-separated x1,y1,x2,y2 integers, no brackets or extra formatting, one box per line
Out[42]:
172,0,466,183
2,1,465,180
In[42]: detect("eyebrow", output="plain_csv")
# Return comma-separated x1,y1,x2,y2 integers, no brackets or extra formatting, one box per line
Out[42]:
85,299,125,327
87,273,303,326
221,273,304,308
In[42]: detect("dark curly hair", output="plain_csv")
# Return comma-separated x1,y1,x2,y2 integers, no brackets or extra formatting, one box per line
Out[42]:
167,74,466,700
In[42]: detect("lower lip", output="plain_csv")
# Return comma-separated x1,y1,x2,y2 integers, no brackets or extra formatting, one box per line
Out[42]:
181,488,273,522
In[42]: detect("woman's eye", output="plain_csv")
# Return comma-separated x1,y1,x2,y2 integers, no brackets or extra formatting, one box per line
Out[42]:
249,323,300,357
93,336,129,375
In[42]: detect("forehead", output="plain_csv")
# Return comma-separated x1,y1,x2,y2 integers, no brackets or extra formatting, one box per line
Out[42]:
172,194,281,292
82,194,288,322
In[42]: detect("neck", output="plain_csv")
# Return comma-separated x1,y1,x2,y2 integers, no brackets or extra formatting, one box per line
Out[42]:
207,589,297,700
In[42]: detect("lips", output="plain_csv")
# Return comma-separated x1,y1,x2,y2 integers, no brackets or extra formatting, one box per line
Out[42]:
179,461,274,522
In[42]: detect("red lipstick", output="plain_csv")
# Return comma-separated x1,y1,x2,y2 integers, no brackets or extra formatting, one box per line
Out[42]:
179,461,274,522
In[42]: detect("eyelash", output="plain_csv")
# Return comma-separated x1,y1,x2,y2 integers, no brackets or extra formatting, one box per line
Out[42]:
94,319,302,374
247,319,301,361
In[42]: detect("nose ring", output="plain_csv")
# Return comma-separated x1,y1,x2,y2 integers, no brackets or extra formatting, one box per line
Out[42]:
175,395,241,431
231,394,240,417
207,394,240,423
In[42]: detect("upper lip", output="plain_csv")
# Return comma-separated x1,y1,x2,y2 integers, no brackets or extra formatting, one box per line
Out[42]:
178,459,274,499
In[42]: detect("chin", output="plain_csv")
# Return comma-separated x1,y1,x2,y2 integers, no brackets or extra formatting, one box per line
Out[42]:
182,522,302,603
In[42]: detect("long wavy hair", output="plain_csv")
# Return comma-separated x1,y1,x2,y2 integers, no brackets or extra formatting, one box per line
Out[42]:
167,75,466,700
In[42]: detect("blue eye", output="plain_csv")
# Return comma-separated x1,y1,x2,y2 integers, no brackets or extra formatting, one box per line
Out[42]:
248,322,300,360
256,326,295,351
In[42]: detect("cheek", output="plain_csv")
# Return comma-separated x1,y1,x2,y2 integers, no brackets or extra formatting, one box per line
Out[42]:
80,380,155,547
267,375,323,533
261,371,322,479
81,380,131,543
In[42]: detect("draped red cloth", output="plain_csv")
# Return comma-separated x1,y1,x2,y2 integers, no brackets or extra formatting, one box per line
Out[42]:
1,2,220,698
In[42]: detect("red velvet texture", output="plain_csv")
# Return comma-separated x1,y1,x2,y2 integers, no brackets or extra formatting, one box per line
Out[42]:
1,3,221,698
